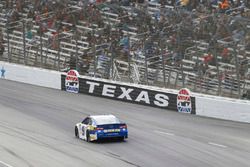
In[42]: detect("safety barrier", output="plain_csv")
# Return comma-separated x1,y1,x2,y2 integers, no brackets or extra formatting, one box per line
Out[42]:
1,62,249,123
195,94,250,123
0,61,61,89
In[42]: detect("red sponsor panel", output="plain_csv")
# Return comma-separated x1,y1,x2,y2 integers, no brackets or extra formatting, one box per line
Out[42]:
178,95,191,101
66,76,79,81
177,88,192,113
65,70,80,93
67,70,78,76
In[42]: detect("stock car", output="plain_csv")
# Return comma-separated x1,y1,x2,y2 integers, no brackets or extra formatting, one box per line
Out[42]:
75,115,128,142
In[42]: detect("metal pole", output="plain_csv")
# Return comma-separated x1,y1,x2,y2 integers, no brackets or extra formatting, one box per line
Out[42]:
128,36,131,82
174,71,179,89
35,45,38,64
212,41,221,96
22,20,26,65
93,44,97,78
145,52,148,85
180,60,185,88
110,43,114,79
167,70,171,88
230,76,234,97
40,28,43,67
218,71,222,96
75,39,79,71
194,75,197,92
144,39,148,85
57,32,61,71
233,42,241,98
6,22,10,62
160,39,166,87
45,43,49,65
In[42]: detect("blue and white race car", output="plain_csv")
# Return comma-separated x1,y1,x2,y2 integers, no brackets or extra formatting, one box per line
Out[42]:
75,115,128,142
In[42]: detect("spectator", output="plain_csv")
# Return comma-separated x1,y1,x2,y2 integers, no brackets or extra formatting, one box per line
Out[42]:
242,89,250,100
218,0,230,13
26,29,33,40
203,52,213,64
221,47,231,63
246,0,250,8
245,35,250,51
0,30,3,43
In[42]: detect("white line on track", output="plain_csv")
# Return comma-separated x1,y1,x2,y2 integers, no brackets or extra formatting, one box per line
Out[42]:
154,130,175,136
0,160,14,167
208,142,228,148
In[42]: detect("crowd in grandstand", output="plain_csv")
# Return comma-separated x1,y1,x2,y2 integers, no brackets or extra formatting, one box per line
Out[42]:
1,0,250,98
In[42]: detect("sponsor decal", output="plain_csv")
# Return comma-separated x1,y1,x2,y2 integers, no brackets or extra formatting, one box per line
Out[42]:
65,70,79,93
177,88,192,113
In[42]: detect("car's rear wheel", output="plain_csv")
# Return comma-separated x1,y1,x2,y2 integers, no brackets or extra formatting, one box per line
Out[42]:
75,126,79,138
86,130,90,142
118,136,125,141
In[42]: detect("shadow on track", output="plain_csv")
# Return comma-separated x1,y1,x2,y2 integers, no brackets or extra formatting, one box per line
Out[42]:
92,138,128,144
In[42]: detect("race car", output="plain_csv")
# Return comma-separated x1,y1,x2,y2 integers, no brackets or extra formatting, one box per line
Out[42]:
75,115,128,142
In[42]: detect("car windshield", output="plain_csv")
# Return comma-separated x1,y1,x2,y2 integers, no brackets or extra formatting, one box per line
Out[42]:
94,116,120,125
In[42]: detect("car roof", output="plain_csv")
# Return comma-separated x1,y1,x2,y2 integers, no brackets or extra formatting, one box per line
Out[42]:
90,114,116,119
89,115,120,125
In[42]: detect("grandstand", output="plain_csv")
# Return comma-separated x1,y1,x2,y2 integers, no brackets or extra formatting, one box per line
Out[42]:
0,0,250,99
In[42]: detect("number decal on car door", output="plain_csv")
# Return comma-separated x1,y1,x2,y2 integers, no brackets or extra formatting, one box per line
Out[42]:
82,126,85,136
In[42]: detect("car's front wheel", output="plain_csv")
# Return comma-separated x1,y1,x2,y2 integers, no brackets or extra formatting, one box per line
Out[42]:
75,126,79,138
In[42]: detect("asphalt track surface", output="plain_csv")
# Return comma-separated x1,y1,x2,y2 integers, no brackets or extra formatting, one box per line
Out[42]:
0,79,250,167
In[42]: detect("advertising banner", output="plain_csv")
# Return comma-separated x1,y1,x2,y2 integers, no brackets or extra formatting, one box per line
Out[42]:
61,73,196,113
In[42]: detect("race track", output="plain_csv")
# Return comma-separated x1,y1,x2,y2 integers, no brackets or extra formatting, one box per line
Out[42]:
0,79,250,167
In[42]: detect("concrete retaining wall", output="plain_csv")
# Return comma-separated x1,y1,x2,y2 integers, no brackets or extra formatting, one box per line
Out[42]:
0,61,61,89
1,61,249,123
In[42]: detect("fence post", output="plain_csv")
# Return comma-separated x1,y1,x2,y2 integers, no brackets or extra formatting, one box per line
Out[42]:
22,20,26,65
143,38,149,85
144,51,148,85
209,37,221,96
39,26,43,67
167,70,171,88
214,53,221,95
194,75,197,92
128,36,131,82
75,41,78,71
160,39,166,88
57,32,61,71
110,43,114,80
6,21,11,62
93,44,97,78
180,59,185,88
174,71,179,89
233,42,241,98
35,46,38,64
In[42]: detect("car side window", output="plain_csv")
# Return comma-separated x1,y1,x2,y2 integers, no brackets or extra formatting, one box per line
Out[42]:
82,118,89,125
88,119,92,125
92,120,96,126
